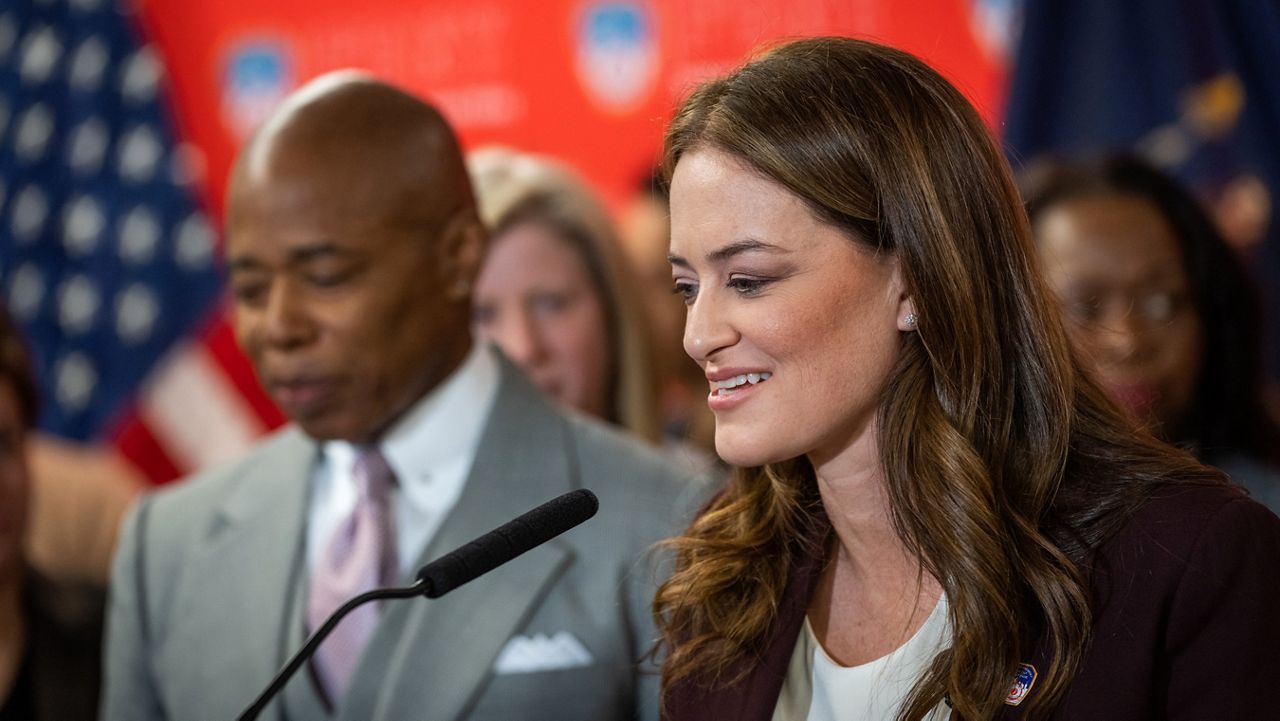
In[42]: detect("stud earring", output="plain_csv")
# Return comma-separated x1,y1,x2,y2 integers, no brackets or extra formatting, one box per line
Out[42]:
904,312,918,329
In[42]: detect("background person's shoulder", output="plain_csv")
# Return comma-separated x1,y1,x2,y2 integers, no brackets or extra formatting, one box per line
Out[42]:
562,410,717,536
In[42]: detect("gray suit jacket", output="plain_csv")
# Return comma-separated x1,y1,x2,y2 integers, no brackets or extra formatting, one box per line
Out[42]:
101,361,704,721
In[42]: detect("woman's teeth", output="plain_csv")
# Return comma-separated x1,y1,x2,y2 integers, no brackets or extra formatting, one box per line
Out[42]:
714,372,772,394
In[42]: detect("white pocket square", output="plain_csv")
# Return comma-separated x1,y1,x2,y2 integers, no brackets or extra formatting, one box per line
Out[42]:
493,632,595,674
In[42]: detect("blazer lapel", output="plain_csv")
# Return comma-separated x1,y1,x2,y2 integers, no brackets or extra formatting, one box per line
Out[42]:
663,543,824,721
169,429,317,720
342,362,580,721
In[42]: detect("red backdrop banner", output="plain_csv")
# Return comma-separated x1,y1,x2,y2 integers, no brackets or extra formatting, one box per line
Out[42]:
139,0,1008,214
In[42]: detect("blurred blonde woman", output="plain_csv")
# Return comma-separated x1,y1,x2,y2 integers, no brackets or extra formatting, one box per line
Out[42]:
469,147,662,443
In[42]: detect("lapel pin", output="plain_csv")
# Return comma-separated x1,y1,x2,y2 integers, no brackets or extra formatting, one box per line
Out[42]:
1004,663,1038,707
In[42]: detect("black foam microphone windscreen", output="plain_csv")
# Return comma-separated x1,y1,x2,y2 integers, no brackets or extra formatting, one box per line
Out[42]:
417,488,599,598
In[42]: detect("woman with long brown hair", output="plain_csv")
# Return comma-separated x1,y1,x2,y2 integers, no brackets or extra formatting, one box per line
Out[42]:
655,37,1280,720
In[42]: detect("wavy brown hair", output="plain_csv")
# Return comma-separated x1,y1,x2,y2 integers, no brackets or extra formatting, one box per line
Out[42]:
652,37,1218,720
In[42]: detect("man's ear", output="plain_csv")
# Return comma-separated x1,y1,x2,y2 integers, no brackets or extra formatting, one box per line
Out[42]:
437,209,487,302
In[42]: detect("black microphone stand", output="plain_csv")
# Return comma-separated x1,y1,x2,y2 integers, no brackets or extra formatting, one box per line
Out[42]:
236,580,428,721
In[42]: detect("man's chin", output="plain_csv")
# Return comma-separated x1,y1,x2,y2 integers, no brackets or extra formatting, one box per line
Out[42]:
295,416,361,443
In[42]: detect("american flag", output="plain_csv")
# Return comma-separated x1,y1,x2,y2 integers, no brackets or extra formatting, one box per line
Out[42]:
0,0,281,483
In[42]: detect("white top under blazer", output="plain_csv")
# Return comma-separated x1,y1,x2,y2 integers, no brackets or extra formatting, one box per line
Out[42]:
773,594,952,721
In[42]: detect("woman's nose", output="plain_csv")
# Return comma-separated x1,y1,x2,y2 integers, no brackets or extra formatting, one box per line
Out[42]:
683,293,738,363
494,307,547,368
1092,305,1148,364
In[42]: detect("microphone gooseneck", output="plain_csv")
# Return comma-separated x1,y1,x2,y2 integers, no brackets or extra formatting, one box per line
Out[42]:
236,581,426,721
236,488,599,721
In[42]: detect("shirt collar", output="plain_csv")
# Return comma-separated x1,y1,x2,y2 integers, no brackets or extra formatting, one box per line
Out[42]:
321,342,500,490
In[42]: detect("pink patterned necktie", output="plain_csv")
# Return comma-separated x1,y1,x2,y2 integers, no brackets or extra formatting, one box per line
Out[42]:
307,446,399,702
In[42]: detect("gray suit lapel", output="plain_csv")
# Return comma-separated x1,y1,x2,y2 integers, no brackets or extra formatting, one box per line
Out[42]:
177,429,317,720
340,362,580,721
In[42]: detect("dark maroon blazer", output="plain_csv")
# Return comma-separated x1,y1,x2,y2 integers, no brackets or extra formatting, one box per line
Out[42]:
663,484,1280,720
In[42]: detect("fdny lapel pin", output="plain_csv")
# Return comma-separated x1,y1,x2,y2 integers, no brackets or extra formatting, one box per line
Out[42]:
1004,663,1038,706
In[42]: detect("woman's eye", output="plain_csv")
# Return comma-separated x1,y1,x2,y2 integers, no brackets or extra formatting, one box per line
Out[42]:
1138,291,1182,323
727,276,770,295
531,293,571,315
1061,294,1103,324
671,281,697,304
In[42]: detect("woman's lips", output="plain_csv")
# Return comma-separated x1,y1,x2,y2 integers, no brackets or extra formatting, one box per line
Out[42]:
706,372,771,412
1105,382,1160,421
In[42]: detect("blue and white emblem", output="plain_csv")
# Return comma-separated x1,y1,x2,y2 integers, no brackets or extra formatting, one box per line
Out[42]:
221,38,293,139
574,1,658,113
1004,663,1037,706
969,0,1023,60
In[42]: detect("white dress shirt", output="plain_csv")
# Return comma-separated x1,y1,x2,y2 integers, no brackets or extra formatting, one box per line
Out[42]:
306,343,501,579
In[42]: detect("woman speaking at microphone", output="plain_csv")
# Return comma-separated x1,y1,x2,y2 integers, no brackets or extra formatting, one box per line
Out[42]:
653,37,1280,720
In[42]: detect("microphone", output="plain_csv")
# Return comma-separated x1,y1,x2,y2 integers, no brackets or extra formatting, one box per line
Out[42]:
237,488,599,721
419,487,599,597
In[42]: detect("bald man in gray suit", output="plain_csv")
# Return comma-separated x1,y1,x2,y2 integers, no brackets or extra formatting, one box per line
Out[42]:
101,73,703,721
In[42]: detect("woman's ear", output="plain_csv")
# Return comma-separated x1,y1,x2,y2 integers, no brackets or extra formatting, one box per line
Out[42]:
896,300,919,332
889,260,918,332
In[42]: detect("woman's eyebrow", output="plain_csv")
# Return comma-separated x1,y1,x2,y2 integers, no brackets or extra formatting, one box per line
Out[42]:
668,239,789,269
708,238,786,263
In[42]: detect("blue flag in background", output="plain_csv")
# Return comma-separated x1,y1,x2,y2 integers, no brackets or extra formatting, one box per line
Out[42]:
1003,0,1280,379
0,0,223,441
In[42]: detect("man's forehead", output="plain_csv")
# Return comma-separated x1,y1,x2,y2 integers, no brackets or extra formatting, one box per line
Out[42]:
233,155,412,223
226,204,399,251
223,189,441,275
241,71,377,176
233,129,458,220
223,79,472,262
